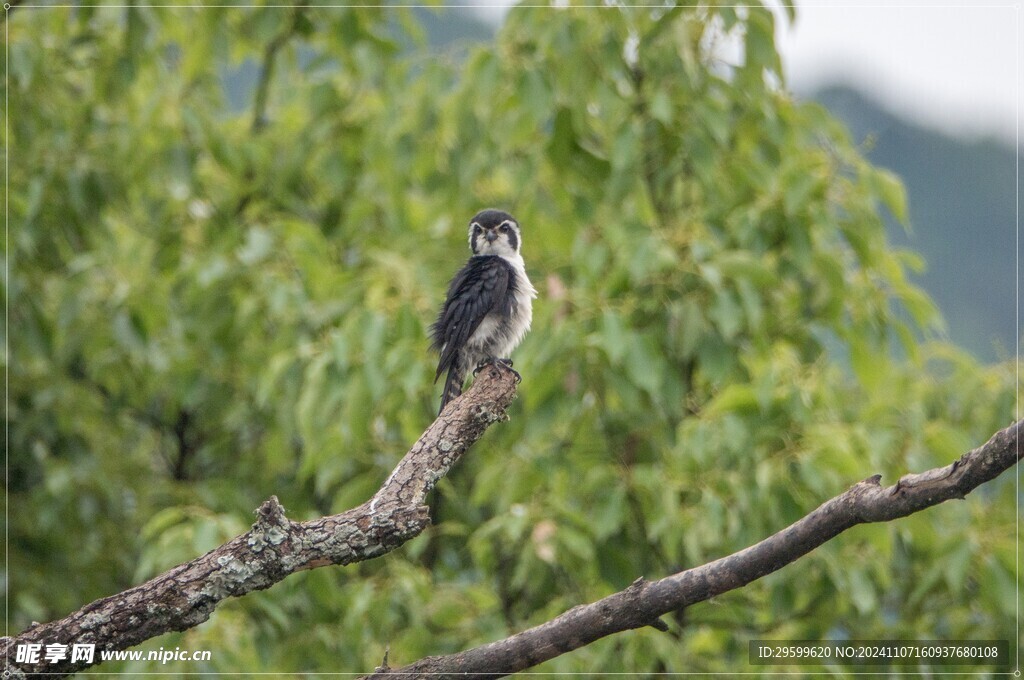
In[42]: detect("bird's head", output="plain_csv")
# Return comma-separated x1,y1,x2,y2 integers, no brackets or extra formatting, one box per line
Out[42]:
468,209,521,258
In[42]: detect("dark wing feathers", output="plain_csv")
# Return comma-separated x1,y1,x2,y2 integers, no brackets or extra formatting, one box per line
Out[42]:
430,256,514,382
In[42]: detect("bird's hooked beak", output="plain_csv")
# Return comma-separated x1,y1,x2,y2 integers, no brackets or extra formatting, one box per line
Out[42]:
484,229,498,243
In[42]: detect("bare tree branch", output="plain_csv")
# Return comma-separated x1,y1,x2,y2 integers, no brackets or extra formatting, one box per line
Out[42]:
4,394,1017,678
251,4,307,135
2,364,520,678
366,418,1022,679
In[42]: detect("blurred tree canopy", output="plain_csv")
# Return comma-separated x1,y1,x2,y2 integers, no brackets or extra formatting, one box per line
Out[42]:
4,2,1016,674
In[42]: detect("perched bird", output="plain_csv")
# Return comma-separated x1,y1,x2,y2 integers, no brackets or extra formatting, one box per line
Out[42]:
430,209,537,414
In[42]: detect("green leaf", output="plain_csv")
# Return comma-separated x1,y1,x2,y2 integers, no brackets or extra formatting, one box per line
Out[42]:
743,8,780,75
600,310,628,364
649,89,674,125
847,566,878,615
706,384,759,415
872,168,909,224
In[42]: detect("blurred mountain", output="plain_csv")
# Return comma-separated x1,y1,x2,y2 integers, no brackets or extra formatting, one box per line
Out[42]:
811,85,1018,362
413,7,493,46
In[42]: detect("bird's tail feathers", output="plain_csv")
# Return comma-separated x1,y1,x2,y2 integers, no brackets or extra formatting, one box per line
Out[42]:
439,365,465,415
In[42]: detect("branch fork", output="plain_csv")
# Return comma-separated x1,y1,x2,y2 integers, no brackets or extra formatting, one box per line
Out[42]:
3,365,521,677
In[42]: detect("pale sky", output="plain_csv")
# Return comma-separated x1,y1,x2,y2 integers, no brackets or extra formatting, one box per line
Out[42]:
777,2,1019,144
466,2,1021,146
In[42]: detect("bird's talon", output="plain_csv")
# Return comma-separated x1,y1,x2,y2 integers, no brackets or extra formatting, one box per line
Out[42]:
497,358,522,383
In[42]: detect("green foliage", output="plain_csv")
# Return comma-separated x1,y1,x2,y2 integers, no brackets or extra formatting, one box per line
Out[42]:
5,3,1015,674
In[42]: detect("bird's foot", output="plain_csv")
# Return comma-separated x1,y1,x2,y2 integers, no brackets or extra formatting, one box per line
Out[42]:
473,357,521,383
499,358,522,383
472,357,498,376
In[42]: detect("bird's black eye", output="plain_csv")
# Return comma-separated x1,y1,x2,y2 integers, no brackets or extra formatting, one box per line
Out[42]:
473,225,482,233
499,224,508,232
